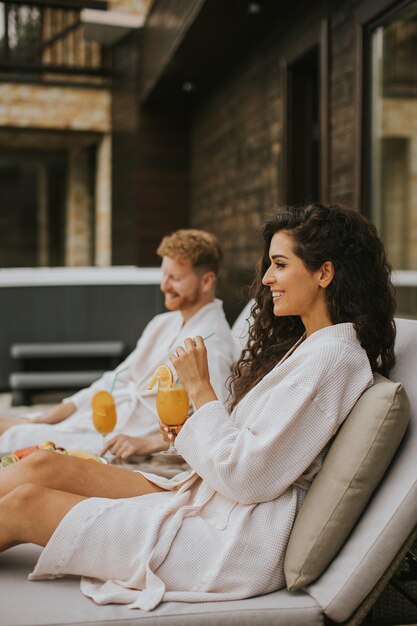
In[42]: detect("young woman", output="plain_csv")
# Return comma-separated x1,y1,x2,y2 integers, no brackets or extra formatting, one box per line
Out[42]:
0,204,396,611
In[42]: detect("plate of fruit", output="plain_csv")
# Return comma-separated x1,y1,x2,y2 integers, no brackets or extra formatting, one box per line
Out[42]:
0,441,107,468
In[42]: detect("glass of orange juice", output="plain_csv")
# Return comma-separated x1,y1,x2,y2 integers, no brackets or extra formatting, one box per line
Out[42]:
91,390,117,451
156,379,189,455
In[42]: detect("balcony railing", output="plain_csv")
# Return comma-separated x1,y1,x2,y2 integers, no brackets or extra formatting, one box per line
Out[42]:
0,0,110,83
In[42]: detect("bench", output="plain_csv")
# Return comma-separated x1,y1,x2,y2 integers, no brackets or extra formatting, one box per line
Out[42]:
9,341,125,406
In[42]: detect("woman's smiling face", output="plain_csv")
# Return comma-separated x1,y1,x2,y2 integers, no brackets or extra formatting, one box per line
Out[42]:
262,231,333,333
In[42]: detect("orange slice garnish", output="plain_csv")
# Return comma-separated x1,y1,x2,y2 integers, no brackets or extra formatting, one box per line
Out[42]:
148,364,174,390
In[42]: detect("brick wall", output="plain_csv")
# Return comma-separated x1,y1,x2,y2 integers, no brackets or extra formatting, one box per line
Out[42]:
190,55,281,321
188,0,365,322
329,1,361,207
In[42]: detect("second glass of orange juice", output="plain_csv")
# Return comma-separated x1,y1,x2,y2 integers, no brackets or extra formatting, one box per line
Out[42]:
91,390,117,451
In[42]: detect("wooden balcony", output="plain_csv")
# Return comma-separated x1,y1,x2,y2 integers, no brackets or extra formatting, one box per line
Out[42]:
0,0,111,85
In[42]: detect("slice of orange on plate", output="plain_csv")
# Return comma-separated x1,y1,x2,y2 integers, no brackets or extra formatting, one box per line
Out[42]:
66,449,108,464
148,364,174,390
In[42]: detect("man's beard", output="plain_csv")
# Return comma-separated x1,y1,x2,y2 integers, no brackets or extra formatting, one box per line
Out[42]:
164,288,202,312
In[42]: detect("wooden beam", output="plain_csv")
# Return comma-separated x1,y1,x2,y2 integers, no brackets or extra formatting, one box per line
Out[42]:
38,18,81,52
7,0,107,10
0,61,109,76
141,0,205,102
319,18,329,205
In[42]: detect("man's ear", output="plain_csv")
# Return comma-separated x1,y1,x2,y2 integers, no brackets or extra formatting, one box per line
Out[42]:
318,261,334,288
201,271,216,293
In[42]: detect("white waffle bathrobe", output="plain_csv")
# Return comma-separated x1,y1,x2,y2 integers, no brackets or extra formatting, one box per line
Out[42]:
30,323,373,610
0,299,235,452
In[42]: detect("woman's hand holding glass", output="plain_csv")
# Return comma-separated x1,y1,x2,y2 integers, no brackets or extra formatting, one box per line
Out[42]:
150,336,218,454
170,336,218,411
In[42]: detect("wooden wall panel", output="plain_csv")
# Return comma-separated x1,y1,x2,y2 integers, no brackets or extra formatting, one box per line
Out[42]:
112,32,189,266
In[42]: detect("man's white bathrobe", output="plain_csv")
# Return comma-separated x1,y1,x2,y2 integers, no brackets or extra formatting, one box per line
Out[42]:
29,323,373,610
0,299,235,452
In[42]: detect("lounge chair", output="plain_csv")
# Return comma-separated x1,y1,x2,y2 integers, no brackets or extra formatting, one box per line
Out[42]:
1,316,416,626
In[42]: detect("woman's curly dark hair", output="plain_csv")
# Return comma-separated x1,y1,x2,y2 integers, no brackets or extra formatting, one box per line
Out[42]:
229,203,396,410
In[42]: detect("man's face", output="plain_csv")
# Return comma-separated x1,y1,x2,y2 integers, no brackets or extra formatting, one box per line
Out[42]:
160,256,205,317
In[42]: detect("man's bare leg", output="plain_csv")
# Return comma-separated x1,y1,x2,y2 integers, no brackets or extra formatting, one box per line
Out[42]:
0,450,165,500
0,483,86,552
0,415,27,435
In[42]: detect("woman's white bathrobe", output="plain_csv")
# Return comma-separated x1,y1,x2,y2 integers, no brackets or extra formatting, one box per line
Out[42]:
0,299,235,452
29,323,373,610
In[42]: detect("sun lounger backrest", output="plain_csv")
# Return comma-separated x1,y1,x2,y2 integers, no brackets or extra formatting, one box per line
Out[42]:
306,317,417,622
231,299,254,360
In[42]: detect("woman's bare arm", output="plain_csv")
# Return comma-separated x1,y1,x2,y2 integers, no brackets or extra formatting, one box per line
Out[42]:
31,402,77,424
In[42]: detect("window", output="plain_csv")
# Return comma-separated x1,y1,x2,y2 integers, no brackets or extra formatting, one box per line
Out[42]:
0,2,41,62
282,21,329,206
0,153,67,267
285,45,320,205
369,1,417,315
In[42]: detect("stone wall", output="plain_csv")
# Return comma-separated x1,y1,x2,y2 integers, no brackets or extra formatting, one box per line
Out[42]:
0,84,110,131
65,149,93,266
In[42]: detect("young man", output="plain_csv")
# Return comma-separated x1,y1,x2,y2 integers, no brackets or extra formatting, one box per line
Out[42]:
0,230,236,458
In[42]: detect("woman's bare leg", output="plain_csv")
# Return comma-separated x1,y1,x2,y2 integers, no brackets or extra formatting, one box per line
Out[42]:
0,450,164,499
0,483,86,552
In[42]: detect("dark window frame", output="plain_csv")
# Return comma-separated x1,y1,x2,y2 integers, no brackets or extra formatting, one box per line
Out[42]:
354,0,414,213
280,18,329,206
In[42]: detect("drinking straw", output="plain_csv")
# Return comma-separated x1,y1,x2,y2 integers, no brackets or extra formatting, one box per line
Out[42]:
110,366,130,393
